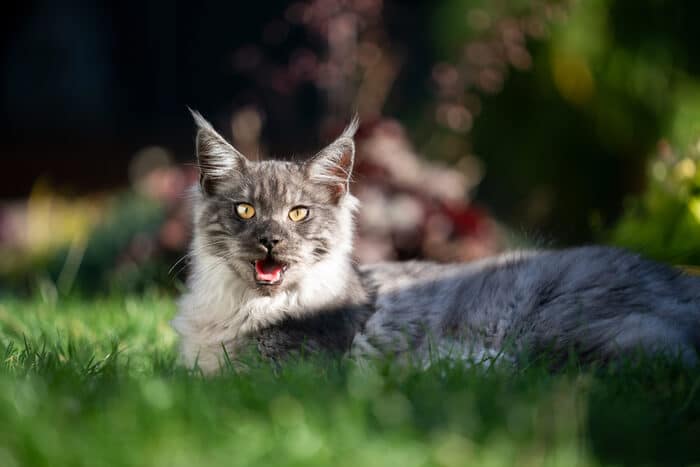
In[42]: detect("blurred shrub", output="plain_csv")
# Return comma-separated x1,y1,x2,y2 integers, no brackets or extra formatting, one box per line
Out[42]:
610,140,700,265
46,192,171,294
609,85,700,265
0,191,175,297
420,0,700,244
209,0,700,248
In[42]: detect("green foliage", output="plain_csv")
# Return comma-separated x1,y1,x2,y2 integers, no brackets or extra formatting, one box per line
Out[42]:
1,295,699,466
1,192,176,297
426,0,700,244
610,136,700,265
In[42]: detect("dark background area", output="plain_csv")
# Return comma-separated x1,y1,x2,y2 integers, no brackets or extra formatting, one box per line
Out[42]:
2,1,320,195
1,1,439,195
2,0,700,294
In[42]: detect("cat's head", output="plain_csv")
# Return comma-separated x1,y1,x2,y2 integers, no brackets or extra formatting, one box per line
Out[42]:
190,111,358,296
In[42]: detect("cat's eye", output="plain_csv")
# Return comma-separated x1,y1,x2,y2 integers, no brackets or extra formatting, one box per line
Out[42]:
235,203,256,220
288,206,309,222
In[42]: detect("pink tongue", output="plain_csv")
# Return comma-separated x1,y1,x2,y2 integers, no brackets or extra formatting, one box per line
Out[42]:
255,259,283,282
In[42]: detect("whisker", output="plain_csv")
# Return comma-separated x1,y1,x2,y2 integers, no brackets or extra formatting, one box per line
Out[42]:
168,240,231,276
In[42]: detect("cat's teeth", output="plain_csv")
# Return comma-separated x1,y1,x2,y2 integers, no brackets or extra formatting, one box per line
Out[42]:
254,259,285,284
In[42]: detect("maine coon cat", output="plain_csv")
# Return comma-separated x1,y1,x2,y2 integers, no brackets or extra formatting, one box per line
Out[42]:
172,112,700,374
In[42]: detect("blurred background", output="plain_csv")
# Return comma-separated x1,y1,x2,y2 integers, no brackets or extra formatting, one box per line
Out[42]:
2,0,700,296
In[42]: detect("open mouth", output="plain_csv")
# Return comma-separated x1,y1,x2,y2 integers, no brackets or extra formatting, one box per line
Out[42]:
252,257,287,285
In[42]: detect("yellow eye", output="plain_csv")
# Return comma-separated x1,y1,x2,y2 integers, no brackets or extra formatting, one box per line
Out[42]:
288,206,309,222
235,203,256,220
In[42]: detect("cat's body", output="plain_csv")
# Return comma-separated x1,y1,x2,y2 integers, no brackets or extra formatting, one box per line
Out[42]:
172,113,700,374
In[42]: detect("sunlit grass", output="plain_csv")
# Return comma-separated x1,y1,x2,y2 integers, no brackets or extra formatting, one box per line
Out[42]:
0,295,699,466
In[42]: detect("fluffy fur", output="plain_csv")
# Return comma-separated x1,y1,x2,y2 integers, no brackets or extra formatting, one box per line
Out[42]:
172,113,700,374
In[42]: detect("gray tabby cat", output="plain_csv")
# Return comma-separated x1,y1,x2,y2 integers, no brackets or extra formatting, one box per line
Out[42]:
172,112,700,374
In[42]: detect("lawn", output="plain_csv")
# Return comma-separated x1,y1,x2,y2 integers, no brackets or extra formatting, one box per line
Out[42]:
0,294,699,467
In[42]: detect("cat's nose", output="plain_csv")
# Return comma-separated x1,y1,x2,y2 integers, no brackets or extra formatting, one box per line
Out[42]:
259,236,281,252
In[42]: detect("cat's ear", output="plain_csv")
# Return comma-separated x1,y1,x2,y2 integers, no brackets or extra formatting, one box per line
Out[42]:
190,109,247,195
307,116,358,203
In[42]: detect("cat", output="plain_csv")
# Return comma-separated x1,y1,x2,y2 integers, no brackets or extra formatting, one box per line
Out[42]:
171,111,700,374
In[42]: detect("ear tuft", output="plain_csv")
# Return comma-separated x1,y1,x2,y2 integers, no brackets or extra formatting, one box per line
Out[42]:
307,116,358,203
340,114,359,140
189,108,218,134
189,109,247,195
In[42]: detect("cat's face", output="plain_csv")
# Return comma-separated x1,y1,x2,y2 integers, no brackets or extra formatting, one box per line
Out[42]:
191,112,358,295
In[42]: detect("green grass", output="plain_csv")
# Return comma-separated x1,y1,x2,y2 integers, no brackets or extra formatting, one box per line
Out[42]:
1,295,699,467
